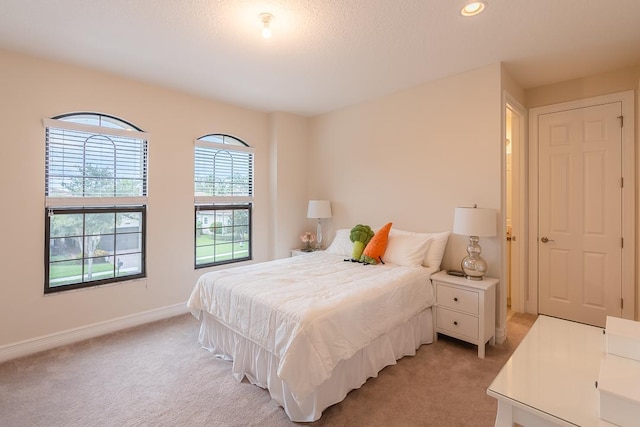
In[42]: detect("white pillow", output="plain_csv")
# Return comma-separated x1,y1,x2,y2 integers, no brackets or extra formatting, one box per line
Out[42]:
324,229,353,256
388,229,450,269
383,232,431,267
423,230,450,269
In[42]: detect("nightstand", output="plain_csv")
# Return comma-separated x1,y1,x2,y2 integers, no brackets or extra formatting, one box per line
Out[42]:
431,270,497,358
290,249,321,257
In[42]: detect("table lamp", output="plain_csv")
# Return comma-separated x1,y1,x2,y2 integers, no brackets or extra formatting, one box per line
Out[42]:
453,206,496,280
307,200,332,249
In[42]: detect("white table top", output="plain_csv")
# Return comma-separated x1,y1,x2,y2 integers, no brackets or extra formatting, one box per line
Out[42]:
487,315,607,426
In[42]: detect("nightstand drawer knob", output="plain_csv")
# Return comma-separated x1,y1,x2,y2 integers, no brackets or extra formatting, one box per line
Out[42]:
453,297,458,302
453,321,458,326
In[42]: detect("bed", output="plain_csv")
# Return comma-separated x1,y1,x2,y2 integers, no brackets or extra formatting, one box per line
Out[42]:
187,228,450,422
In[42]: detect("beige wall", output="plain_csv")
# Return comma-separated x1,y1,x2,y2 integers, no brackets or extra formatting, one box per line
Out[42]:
0,50,509,349
526,65,640,108
0,49,279,346
309,63,504,280
268,112,311,259
501,64,526,107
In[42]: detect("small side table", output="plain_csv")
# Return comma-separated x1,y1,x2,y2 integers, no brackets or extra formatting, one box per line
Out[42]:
290,249,322,257
431,270,497,358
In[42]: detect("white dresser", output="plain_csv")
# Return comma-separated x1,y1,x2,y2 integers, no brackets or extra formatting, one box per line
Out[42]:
431,271,497,358
487,315,618,427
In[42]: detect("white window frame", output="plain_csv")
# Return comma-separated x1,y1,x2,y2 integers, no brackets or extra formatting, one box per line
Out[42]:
194,134,254,268
44,113,148,292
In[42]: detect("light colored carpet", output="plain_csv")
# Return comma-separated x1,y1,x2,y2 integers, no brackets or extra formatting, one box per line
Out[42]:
0,312,537,426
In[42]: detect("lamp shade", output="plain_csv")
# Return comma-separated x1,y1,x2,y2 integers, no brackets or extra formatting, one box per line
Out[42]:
453,207,496,237
307,200,332,219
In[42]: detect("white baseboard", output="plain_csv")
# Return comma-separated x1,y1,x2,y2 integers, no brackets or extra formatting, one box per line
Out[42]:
0,303,189,364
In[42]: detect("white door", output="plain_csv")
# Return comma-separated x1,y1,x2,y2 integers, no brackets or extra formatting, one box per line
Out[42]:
538,102,623,327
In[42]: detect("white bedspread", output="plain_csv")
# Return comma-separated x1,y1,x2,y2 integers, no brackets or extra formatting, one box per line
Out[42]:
187,252,436,404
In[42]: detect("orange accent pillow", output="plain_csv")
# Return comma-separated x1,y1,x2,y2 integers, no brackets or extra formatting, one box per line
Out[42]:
361,222,392,264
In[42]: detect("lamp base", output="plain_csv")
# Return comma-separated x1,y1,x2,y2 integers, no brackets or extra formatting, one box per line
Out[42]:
461,236,487,280
316,219,323,250
461,256,487,280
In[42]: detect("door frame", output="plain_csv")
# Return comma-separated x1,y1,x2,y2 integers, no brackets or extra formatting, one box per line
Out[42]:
503,92,527,315
528,90,635,320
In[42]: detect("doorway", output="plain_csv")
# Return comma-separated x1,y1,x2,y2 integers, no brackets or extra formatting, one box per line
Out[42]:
504,95,526,315
528,91,635,325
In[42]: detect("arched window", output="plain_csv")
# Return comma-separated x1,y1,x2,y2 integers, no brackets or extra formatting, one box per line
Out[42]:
194,134,253,267
44,112,148,292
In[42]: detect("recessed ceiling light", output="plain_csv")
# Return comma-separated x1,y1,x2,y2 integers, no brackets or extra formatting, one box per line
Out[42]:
461,1,486,17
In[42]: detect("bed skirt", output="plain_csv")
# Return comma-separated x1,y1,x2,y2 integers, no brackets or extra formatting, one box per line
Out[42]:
197,307,435,422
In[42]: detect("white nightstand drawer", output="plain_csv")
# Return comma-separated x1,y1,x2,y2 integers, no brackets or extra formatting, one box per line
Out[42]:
437,307,479,340
435,283,479,315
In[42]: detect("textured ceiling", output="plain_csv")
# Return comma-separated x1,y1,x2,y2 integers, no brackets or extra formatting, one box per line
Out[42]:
0,0,639,116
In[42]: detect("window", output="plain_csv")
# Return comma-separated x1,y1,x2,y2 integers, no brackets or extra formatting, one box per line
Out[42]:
44,113,147,293
195,134,253,268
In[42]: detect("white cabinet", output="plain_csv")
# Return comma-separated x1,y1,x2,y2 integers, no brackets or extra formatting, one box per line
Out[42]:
488,316,614,426
290,249,321,257
431,271,497,358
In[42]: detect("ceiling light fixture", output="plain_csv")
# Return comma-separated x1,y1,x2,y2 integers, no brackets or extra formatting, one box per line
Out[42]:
460,1,486,17
260,13,273,39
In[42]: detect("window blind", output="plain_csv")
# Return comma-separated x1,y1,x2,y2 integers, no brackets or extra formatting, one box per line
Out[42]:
45,120,148,207
194,140,254,201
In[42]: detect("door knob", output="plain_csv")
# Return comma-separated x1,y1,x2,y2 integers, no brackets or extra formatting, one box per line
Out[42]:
541,236,555,243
